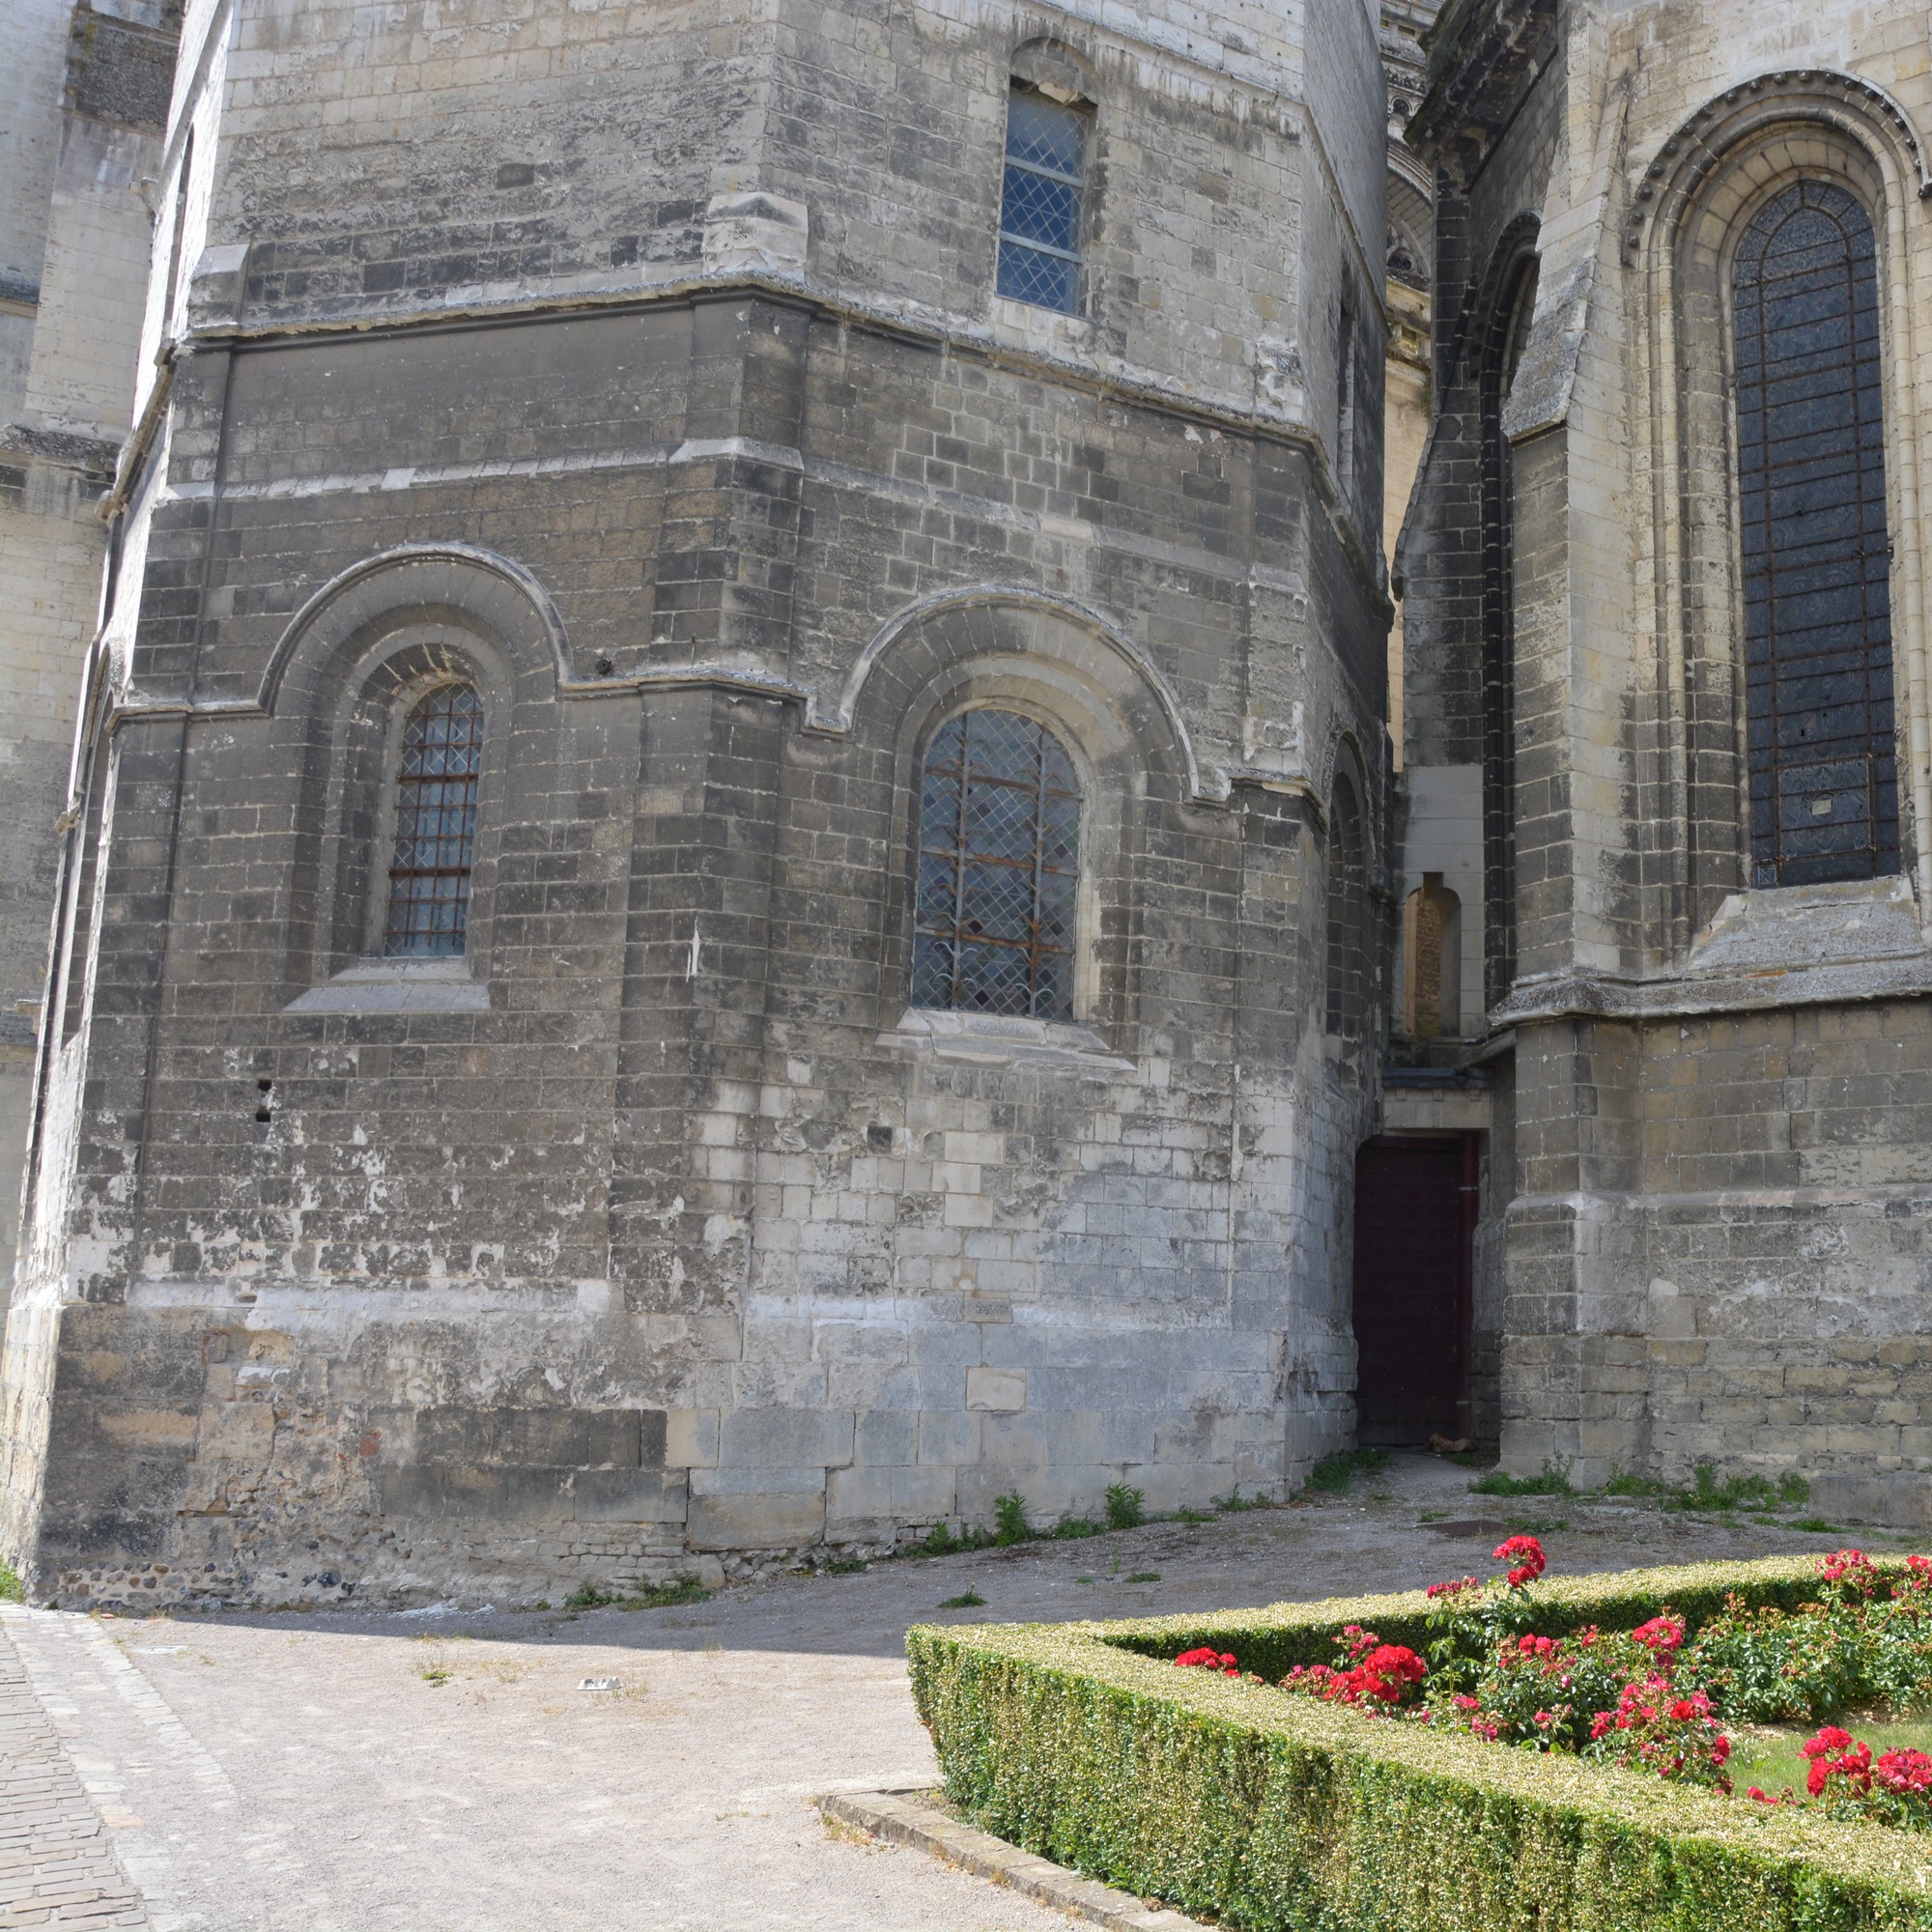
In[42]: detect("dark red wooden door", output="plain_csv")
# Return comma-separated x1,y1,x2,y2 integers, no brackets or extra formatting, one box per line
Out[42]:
1351,1135,1474,1443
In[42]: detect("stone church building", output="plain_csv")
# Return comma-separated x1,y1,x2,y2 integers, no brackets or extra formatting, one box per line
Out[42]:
0,0,1925,1608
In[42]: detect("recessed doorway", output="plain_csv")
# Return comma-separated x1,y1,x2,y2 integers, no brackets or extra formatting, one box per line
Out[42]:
1351,1133,1478,1445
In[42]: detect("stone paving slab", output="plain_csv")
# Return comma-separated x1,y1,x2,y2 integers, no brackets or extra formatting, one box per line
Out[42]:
0,1618,148,1929
819,1789,1202,1930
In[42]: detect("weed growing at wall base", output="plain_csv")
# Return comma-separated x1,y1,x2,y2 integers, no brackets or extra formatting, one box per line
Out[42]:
0,1560,21,1605
562,1577,709,1612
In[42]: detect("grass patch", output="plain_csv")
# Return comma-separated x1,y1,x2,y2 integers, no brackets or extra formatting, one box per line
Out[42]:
1792,1518,1846,1535
1308,1449,1391,1497
562,1576,710,1612
1051,1515,1102,1541
938,1590,986,1609
1469,1456,1575,1498
825,1557,868,1575
0,1560,22,1605
1125,1571,1161,1584
1737,1717,1932,1802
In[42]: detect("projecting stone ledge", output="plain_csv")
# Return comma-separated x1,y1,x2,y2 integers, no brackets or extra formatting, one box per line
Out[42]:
816,1787,1202,1930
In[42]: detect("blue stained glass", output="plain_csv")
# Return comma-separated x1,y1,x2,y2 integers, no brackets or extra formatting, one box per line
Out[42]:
1733,178,1898,888
997,85,1088,316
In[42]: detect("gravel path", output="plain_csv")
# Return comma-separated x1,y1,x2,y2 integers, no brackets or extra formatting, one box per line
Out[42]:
0,1454,1889,1930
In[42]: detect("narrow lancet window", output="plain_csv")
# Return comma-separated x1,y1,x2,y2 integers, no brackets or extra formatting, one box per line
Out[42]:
383,684,482,956
1325,774,1367,1037
914,709,1079,1021
997,84,1090,314
1733,179,1898,887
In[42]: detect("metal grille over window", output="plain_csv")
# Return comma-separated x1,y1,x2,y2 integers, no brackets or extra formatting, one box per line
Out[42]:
914,709,1079,1021
383,685,482,956
997,86,1089,314
1733,179,1898,888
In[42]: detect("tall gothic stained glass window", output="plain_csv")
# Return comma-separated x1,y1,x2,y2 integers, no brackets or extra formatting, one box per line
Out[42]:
1733,179,1898,887
913,709,1079,1021
383,684,482,956
997,85,1089,314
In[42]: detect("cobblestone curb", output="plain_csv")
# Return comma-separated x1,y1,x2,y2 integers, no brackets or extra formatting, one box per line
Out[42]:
816,1788,1201,1930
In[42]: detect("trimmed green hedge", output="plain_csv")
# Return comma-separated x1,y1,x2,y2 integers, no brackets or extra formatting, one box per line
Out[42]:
908,1557,1932,1931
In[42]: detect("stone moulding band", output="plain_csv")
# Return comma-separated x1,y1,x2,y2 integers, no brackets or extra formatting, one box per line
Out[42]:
1622,69,1932,264
1492,955,1932,1025
164,266,1391,612
101,551,1267,810
810,582,1227,804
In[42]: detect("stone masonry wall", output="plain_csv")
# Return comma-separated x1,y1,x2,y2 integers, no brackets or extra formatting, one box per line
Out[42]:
4,0,1392,1606
1408,0,1932,1517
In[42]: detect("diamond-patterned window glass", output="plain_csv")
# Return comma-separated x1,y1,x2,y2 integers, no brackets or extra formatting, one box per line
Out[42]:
1733,179,1899,888
383,684,483,956
997,85,1089,315
913,709,1080,1021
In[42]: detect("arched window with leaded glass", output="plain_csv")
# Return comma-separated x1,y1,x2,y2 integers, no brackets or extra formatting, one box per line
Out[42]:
1732,178,1899,887
383,683,483,956
913,708,1079,1021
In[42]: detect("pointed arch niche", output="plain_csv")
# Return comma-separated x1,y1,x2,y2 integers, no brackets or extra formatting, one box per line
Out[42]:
1636,79,1932,952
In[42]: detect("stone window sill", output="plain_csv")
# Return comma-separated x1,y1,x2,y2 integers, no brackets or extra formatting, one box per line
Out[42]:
1686,873,1924,975
878,1007,1132,1072
989,294,1094,358
285,957,490,1015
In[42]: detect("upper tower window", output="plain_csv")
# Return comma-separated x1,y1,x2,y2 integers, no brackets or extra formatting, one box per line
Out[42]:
383,683,483,956
913,709,1079,1021
997,84,1091,314
1733,179,1898,888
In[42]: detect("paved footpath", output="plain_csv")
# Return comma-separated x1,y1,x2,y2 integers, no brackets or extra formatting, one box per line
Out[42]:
0,1456,1892,1930
0,1616,147,1929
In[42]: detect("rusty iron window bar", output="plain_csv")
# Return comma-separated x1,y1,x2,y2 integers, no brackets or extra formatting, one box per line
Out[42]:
384,684,482,956
914,709,1079,1022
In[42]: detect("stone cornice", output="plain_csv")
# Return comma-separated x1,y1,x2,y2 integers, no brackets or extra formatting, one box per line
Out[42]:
1406,0,1557,188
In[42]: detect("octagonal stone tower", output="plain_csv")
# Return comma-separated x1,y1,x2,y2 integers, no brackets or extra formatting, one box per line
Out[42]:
2,0,1392,1606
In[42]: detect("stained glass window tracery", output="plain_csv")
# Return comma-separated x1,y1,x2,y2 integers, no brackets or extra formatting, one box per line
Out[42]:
1732,178,1898,887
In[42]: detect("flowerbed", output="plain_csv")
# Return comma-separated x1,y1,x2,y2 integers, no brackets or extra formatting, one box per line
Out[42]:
907,1547,1932,1931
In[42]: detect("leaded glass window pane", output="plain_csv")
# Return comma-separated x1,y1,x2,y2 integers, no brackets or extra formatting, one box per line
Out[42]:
383,684,482,956
1732,179,1898,888
997,87,1088,315
913,709,1079,1021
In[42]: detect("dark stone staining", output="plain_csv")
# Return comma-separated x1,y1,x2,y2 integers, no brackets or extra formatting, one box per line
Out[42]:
64,4,179,132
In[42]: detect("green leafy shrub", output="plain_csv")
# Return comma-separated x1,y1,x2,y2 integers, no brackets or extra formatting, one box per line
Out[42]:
993,1492,1032,1546
1469,1456,1575,1497
909,1553,1932,1932
0,1560,22,1605
1104,1484,1145,1530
